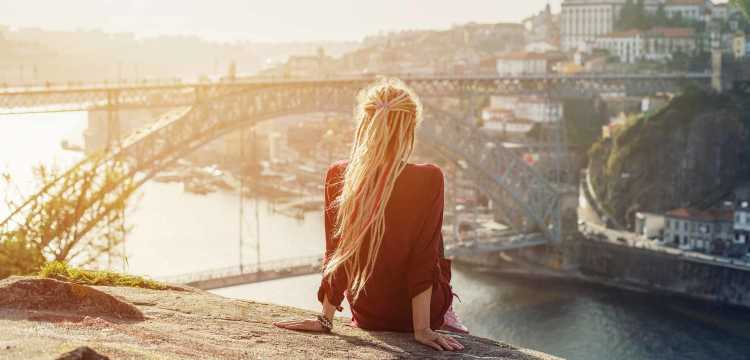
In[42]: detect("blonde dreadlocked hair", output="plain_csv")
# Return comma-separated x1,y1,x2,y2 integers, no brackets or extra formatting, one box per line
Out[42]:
323,78,423,302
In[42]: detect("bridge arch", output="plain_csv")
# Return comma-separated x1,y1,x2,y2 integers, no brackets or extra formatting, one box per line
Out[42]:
2,80,568,246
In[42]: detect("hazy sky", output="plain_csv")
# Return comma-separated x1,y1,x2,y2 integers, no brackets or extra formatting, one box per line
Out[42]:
0,0,565,42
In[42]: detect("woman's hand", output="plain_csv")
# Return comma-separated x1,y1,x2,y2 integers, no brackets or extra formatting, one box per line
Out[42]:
414,328,464,351
273,318,327,332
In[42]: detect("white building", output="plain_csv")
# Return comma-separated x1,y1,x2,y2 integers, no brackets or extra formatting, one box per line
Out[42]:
485,96,563,123
635,212,665,239
525,41,560,53
560,0,717,51
495,52,550,75
735,187,750,246
664,0,712,22
663,208,734,252
733,32,750,59
561,0,620,51
596,29,645,63
595,27,696,63
560,0,665,51
481,96,563,140
712,2,728,20
710,1,744,22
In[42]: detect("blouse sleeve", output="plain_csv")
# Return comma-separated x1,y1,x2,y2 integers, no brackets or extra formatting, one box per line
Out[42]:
317,164,347,310
407,166,445,299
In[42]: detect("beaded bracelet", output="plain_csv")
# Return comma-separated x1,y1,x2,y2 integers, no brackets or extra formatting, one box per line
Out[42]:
316,315,333,333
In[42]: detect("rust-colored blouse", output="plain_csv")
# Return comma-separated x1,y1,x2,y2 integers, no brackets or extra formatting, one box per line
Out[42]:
317,161,453,332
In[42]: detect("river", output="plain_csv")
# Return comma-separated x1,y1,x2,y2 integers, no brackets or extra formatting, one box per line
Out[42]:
2,112,750,360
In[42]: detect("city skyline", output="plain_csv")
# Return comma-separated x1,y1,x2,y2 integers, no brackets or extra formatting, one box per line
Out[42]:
1,0,567,42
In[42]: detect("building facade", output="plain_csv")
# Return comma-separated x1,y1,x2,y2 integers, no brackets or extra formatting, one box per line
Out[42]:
595,27,696,63
560,0,666,51
561,0,621,51
495,52,550,75
735,187,750,246
485,96,563,123
733,32,749,59
664,0,712,22
635,212,666,239
481,96,563,141
663,208,734,252
560,0,718,51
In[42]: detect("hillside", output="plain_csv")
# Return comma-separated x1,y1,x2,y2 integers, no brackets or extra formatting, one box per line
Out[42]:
587,89,750,229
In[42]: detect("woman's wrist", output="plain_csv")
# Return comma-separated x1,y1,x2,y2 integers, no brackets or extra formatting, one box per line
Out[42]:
414,327,432,334
316,314,333,332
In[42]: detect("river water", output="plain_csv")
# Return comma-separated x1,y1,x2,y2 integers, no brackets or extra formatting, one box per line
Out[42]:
2,112,750,360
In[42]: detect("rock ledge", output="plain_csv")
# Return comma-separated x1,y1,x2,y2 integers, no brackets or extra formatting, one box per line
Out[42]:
0,276,562,359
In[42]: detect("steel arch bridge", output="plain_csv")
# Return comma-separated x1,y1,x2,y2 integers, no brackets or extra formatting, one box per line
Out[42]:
0,73,711,247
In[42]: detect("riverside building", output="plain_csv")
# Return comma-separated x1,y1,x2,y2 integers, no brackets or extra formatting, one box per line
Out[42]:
735,187,750,246
663,208,734,252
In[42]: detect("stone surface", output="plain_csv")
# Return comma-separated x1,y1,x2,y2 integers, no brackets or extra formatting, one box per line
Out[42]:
0,276,143,321
55,346,110,360
0,276,562,359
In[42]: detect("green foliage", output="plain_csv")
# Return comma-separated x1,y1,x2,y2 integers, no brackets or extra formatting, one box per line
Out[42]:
615,0,701,31
732,0,750,20
39,261,168,290
1,154,137,279
564,98,608,150
0,234,46,279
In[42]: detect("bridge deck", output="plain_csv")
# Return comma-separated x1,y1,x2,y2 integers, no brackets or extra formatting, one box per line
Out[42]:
159,255,323,290
159,232,548,291
445,233,548,257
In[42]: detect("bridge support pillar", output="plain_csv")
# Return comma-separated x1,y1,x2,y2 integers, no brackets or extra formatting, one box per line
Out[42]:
106,90,120,149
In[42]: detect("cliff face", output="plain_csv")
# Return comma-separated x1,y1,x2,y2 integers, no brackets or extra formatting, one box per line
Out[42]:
588,90,750,228
0,277,560,360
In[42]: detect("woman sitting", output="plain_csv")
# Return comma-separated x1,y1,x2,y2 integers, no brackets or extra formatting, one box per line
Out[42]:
275,79,467,351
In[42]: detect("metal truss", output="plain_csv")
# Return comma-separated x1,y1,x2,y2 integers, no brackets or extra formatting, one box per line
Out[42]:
418,104,560,240
0,72,713,245
0,73,710,115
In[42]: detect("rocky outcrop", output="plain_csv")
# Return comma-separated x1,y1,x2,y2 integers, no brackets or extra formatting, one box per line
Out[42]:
0,277,561,359
588,90,750,228
0,277,143,321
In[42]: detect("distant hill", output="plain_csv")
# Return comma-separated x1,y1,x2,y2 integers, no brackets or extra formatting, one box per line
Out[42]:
587,89,750,229
0,26,358,84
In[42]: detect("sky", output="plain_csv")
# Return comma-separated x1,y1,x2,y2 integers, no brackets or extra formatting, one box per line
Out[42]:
0,0,564,42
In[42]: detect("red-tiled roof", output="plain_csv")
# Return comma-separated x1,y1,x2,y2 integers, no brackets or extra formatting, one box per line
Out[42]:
666,0,706,6
666,208,734,222
649,27,695,38
602,27,695,39
602,29,643,38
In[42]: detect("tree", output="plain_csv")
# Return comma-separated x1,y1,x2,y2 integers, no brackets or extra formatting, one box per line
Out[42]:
617,0,649,30
0,155,137,279
731,0,750,20
635,0,649,29
656,4,668,24
617,0,638,31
